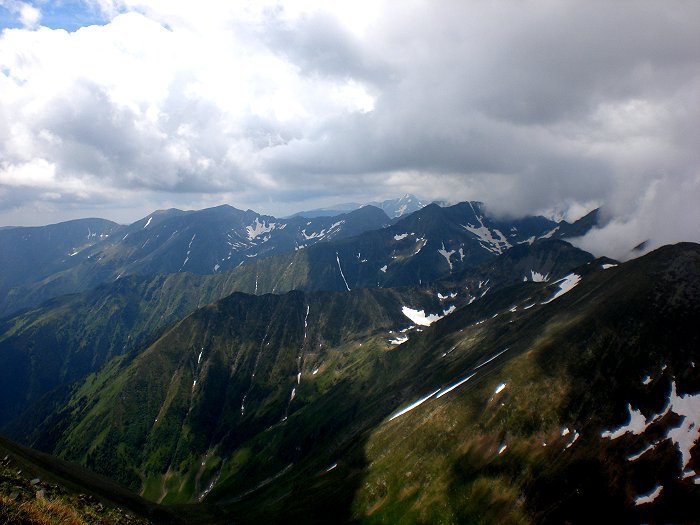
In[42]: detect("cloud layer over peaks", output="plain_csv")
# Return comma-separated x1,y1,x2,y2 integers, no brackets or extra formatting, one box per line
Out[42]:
0,0,698,256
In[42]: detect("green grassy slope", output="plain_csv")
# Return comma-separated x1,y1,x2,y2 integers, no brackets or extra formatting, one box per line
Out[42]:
39,287,446,502
7,242,695,524
206,243,699,523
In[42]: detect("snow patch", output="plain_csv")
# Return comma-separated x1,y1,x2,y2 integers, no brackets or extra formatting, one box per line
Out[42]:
401,306,454,326
634,485,662,506
530,270,549,282
498,444,507,455
539,226,559,239
438,242,456,271
601,381,700,475
389,335,409,345
601,403,648,439
394,233,409,241
380,265,388,273
602,263,618,269
542,273,581,304
461,203,512,254
144,216,152,228
413,237,427,255
494,383,507,395
663,382,700,474
246,218,276,240
301,221,344,241
565,431,579,449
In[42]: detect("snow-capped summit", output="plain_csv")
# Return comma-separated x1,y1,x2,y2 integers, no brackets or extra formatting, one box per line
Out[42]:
371,194,428,218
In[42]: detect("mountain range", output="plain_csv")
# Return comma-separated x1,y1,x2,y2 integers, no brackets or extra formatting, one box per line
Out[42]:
0,200,590,318
0,198,698,524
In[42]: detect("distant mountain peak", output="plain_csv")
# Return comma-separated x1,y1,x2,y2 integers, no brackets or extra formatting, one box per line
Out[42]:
371,194,427,218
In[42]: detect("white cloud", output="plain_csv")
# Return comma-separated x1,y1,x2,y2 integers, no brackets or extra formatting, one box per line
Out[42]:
572,174,700,260
0,0,698,259
0,0,41,29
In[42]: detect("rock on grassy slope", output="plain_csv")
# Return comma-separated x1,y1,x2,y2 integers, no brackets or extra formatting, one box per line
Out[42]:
0,434,187,524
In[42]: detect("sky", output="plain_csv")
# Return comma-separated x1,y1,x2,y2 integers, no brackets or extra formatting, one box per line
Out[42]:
0,1,698,258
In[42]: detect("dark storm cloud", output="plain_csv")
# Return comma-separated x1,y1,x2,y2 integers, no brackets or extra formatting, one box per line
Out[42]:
262,10,389,84
259,1,700,235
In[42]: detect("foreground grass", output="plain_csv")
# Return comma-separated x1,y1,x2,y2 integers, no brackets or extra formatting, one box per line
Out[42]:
0,495,87,525
0,458,149,525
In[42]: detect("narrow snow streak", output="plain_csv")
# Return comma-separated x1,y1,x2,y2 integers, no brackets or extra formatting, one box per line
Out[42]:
389,388,442,421
473,348,509,370
435,373,476,399
627,441,658,461
336,253,350,291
